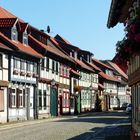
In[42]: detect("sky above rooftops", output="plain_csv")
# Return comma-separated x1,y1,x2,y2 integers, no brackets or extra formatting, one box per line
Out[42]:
0,0,124,60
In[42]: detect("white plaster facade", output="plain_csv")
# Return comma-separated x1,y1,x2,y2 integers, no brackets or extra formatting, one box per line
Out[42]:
38,57,60,118
0,53,8,123
8,56,38,121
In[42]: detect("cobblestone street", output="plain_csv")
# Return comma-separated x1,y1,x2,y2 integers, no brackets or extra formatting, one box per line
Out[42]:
0,111,131,140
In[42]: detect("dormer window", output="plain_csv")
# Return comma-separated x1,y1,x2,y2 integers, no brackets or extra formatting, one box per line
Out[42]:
11,26,18,41
23,32,28,46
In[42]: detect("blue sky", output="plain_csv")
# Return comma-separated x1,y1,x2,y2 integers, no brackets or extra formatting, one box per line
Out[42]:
0,0,124,60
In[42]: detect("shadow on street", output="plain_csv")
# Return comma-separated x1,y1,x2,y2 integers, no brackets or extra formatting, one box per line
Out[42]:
57,111,131,140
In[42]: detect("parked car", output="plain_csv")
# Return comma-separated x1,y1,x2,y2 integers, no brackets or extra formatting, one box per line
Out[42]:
126,103,132,113
121,102,128,110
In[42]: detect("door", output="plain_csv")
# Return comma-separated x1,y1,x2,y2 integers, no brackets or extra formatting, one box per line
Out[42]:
50,87,58,116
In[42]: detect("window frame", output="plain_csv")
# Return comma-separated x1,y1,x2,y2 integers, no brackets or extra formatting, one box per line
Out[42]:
11,26,18,41
23,32,28,46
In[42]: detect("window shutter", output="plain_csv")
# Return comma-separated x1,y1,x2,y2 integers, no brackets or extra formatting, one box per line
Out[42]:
16,88,19,108
23,89,25,107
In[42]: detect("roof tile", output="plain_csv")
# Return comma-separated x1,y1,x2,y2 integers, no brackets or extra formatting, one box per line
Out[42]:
29,35,73,62
0,32,43,58
99,71,119,82
75,59,94,72
107,61,128,79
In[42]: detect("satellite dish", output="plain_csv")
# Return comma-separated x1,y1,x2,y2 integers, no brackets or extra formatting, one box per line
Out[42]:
47,26,50,33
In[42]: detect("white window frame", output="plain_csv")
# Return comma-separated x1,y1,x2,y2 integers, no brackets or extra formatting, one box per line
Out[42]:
11,88,16,108
18,89,23,108
23,32,28,46
11,26,18,41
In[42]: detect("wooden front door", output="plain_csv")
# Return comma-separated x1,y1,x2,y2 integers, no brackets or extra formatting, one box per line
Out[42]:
50,87,58,116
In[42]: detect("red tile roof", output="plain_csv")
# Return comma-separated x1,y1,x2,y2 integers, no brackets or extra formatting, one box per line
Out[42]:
0,7,16,18
107,61,128,80
87,62,101,72
92,58,113,70
0,18,17,27
20,22,28,32
75,59,94,72
55,35,80,51
50,37,75,63
98,83,105,89
0,32,43,58
29,35,73,62
70,69,80,76
55,34,72,45
99,71,119,82
0,42,13,51
0,7,24,22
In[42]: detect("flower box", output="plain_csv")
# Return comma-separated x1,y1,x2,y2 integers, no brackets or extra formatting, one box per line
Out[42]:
33,73,39,78
20,71,25,76
74,85,81,92
13,69,19,75
26,72,32,77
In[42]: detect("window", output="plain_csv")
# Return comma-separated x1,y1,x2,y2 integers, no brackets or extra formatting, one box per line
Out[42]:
27,62,30,71
20,61,25,70
11,26,18,41
39,90,42,110
9,89,16,108
52,60,55,73
41,59,45,70
63,93,69,107
46,57,49,71
43,90,46,110
0,54,2,68
13,59,19,69
64,67,66,76
33,63,37,74
56,62,58,75
23,32,28,45
0,90,4,111
17,89,23,108
60,65,64,76
66,68,69,77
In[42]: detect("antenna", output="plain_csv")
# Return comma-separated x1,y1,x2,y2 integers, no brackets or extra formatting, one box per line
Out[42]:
47,25,50,33
40,25,53,34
